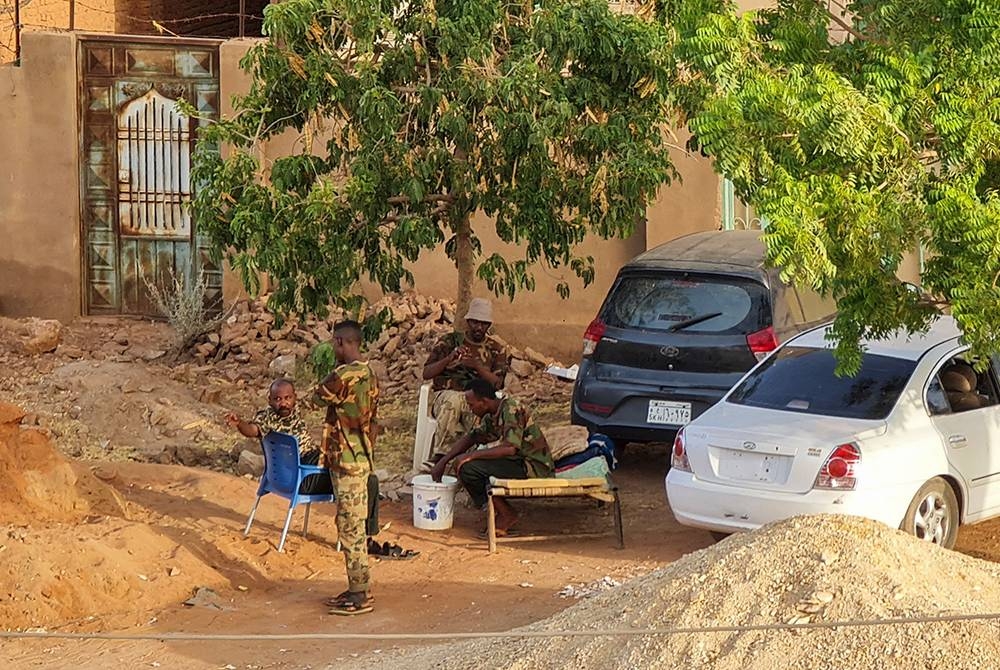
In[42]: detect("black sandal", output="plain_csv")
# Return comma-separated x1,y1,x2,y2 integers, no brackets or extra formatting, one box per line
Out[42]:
329,594,373,616
324,590,375,607
368,539,419,560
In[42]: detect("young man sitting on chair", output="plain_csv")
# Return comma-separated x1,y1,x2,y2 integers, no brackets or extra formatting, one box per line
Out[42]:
430,379,555,536
226,378,330,495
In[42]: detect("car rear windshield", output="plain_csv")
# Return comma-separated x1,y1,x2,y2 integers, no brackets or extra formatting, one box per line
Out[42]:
602,272,769,334
727,347,916,420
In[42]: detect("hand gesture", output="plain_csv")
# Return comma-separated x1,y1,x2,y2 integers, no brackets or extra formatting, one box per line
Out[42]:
455,347,484,371
224,412,240,428
430,459,448,483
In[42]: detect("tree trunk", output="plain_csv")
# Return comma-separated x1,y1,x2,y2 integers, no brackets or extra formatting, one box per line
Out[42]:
454,209,474,333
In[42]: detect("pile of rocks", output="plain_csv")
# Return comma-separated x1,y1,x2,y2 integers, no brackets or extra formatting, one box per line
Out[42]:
190,292,572,397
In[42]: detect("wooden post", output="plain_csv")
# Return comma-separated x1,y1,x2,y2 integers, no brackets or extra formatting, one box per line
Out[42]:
69,0,75,30
486,492,497,554
239,0,246,37
14,0,21,63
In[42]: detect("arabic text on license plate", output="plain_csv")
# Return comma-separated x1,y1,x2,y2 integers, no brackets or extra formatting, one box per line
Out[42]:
646,400,691,425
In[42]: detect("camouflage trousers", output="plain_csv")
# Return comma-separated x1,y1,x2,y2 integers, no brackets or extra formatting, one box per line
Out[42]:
431,390,477,456
331,470,371,593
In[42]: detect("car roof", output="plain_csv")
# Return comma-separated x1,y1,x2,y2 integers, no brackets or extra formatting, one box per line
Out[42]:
790,316,963,360
625,230,766,275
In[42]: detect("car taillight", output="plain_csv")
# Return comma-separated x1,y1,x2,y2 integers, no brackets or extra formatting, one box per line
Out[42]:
813,443,860,490
578,402,613,417
582,318,606,357
747,326,778,362
671,428,691,472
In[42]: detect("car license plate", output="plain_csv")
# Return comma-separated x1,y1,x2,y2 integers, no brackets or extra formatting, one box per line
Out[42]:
646,400,691,425
718,451,785,484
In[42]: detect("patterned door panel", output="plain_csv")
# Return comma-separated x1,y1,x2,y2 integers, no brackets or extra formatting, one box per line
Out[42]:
79,39,222,316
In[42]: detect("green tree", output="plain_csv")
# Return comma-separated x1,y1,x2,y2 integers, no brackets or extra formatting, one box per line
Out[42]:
191,0,675,323
665,0,1000,371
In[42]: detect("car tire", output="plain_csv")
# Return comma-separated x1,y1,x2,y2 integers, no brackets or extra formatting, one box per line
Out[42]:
900,477,959,549
709,531,731,543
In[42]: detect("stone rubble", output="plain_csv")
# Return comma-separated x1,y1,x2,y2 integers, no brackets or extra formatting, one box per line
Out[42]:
190,291,571,399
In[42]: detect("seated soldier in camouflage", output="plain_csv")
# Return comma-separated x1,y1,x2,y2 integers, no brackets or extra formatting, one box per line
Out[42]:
430,379,555,536
421,298,510,470
225,379,330,495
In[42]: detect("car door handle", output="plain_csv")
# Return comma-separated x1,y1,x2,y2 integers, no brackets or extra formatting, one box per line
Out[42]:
948,434,968,447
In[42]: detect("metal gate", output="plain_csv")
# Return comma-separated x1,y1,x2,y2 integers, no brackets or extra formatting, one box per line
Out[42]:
79,38,223,316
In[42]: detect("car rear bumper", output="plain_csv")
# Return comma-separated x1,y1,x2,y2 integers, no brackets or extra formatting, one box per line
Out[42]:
664,470,914,533
571,384,729,443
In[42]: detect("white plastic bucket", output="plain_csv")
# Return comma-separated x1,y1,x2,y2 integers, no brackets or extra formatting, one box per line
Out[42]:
412,474,460,530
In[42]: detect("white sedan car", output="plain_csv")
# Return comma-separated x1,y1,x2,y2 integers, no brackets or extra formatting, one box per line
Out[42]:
666,316,1000,549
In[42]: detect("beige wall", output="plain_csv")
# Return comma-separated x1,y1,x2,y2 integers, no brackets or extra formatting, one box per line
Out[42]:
0,32,81,320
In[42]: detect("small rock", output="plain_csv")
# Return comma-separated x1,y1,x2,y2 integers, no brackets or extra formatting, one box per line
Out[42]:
820,550,839,565
509,358,534,378
68,406,82,420
236,450,265,477
58,345,85,359
112,329,130,345
813,590,835,604
383,336,401,357
268,354,297,377
22,319,62,355
524,347,550,367
168,567,181,577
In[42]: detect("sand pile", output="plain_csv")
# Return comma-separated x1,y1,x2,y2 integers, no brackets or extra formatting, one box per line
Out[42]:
0,402,124,524
354,515,1000,670
0,404,226,629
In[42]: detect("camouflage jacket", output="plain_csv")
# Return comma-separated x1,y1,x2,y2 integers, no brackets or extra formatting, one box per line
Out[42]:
252,407,314,452
313,360,379,475
425,332,510,391
469,395,554,478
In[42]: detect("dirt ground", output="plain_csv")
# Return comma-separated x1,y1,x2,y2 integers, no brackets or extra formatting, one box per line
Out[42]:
4,316,1000,669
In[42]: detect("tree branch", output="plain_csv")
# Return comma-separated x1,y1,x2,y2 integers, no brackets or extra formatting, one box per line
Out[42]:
814,0,882,45
386,193,455,205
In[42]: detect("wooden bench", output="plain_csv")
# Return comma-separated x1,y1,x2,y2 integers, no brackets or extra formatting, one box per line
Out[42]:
485,475,624,553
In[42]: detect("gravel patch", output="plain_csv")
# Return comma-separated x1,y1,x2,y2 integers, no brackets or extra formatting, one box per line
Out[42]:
344,515,1000,669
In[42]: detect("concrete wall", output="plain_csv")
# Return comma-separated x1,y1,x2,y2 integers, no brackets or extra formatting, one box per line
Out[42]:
0,32,82,320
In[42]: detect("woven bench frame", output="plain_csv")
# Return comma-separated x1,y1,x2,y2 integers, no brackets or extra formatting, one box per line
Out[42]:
485,474,624,553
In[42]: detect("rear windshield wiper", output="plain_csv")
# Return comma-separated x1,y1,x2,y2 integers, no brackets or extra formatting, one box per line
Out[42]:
665,312,723,332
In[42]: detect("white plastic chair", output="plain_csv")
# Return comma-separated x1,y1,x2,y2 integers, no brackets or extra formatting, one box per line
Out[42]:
412,383,438,472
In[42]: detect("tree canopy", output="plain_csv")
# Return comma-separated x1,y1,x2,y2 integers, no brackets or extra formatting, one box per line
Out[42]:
665,0,1000,371
191,0,676,322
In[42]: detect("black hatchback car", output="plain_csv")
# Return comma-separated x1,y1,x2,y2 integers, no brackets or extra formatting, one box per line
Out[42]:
571,230,836,444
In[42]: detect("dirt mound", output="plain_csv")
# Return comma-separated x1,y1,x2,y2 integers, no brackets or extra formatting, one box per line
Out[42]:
354,515,1000,670
0,403,124,524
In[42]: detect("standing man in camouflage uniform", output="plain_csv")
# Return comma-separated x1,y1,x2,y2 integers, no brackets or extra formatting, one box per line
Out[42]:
430,378,554,536
421,298,510,470
314,320,379,616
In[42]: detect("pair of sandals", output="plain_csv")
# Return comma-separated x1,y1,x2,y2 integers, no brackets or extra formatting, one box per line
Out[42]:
367,538,419,560
326,590,374,616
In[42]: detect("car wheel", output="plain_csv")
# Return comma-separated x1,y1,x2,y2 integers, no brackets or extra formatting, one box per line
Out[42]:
709,531,731,543
900,477,959,549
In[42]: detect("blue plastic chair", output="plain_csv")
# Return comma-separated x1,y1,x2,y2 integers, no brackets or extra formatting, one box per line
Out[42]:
243,431,335,553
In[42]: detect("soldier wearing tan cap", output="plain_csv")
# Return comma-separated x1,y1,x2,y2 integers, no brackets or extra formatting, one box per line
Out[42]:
420,298,511,470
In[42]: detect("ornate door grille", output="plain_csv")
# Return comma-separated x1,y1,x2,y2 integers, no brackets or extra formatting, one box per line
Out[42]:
117,88,192,238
